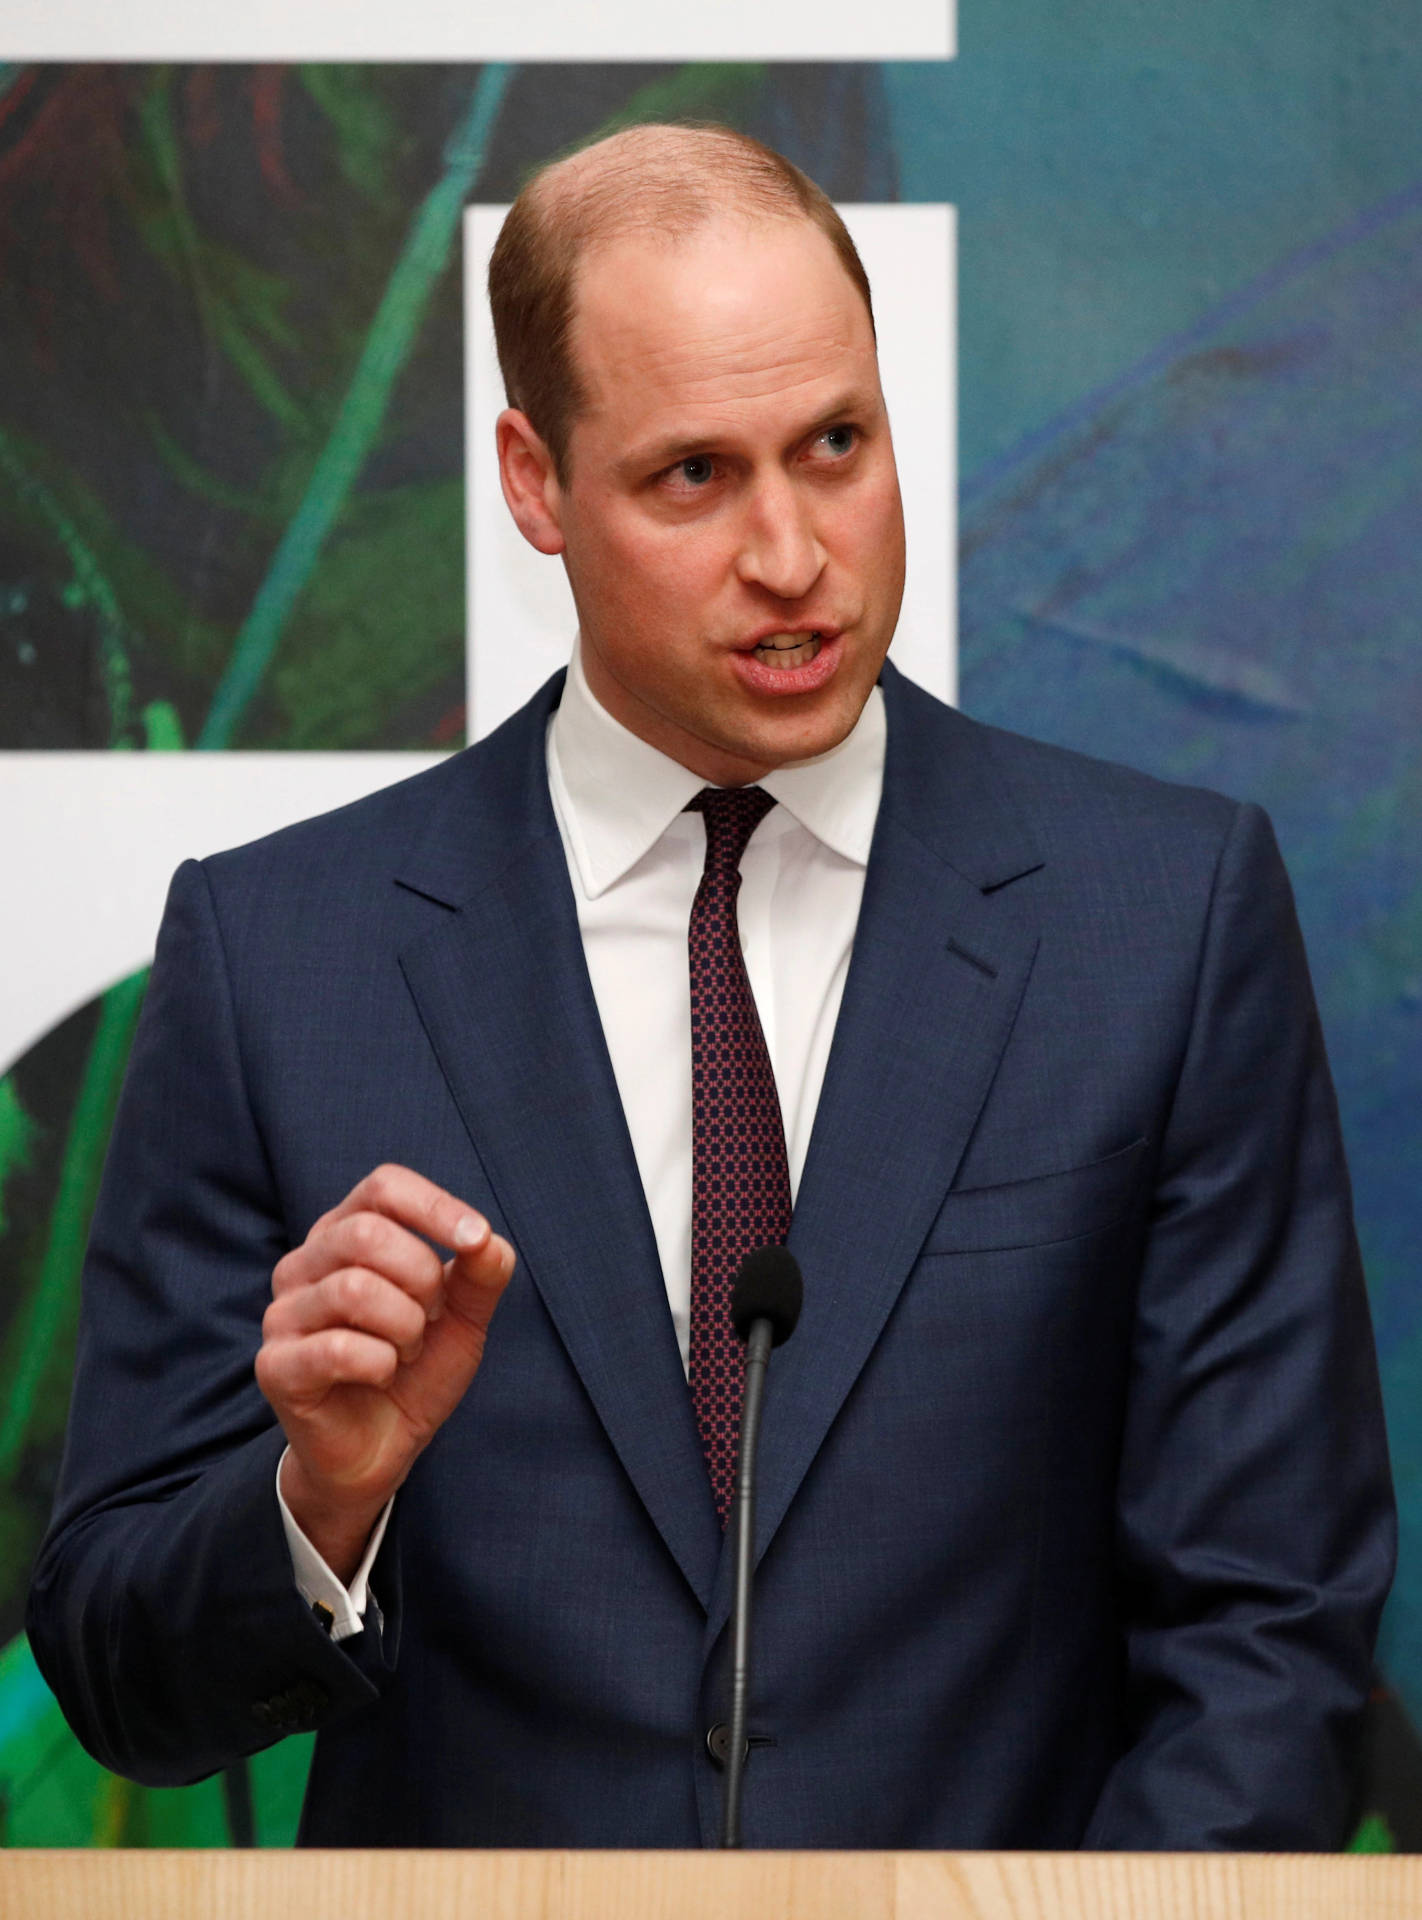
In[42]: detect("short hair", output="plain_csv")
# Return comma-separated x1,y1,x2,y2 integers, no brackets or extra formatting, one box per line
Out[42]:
487,123,876,483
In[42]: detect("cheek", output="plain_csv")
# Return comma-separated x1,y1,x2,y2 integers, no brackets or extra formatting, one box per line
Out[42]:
614,524,727,622
840,504,905,616
847,473,905,560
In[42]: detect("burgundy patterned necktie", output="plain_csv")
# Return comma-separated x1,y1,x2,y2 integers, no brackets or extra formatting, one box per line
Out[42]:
686,785,793,1525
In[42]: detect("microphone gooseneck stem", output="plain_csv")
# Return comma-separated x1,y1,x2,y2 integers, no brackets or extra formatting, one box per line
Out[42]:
721,1316,773,1849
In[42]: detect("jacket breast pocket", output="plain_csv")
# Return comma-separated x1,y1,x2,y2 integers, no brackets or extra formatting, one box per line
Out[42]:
921,1137,1150,1255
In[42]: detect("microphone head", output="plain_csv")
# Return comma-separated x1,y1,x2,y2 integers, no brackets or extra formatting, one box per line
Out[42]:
731,1247,804,1348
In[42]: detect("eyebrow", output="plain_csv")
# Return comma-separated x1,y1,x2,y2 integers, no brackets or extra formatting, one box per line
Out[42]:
617,388,879,479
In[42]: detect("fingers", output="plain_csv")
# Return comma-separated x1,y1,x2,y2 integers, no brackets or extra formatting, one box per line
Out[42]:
274,1208,446,1315
274,1164,493,1311
333,1164,491,1259
257,1325,402,1409
257,1166,517,1507
265,1264,430,1367
266,1164,512,1380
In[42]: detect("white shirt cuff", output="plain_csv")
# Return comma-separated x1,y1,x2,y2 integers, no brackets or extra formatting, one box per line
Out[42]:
276,1449,393,1643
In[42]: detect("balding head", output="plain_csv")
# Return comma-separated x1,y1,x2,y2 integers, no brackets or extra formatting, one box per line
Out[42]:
488,124,875,482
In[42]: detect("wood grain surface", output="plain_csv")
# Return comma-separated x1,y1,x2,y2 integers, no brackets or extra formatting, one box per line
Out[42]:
1,1848,1419,1920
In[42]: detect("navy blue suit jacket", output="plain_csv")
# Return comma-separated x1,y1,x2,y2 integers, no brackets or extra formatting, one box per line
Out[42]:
29,663,1394,1848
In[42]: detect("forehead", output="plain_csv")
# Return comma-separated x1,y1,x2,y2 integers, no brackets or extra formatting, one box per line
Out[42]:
567,215,880,449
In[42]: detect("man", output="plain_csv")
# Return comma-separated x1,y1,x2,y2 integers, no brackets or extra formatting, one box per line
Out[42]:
29,126,1394,1849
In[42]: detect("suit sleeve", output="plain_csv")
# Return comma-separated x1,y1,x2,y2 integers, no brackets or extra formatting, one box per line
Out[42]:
26,859,399,1788
1083,802,1396,1848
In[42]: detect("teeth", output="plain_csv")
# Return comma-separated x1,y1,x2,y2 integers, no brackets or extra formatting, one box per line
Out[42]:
753,634,822,669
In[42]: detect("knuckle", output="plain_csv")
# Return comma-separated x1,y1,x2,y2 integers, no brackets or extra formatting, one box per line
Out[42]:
308,1204,345,1246
346,1211,384,1260
271,1249,303,1293
367,1163,401,1206
335,1265,375,1314
254,1342,286,1401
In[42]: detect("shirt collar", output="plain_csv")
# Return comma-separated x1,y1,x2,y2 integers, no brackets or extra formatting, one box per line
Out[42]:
759,687,885,868
548,638,887,899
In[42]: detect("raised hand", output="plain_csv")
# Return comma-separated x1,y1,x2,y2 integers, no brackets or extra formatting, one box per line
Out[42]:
256,1164,515,1582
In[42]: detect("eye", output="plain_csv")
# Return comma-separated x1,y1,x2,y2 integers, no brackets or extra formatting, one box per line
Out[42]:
813,424,858,459
667,454,716,489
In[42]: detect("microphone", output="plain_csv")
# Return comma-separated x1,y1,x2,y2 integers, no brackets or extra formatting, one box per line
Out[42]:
721,1246,803,1849
731,1246,804,1351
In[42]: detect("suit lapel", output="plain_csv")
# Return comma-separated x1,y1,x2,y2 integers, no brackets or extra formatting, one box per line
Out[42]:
389,667,1046,1632
396,680,722,1608
706,667,1045,1641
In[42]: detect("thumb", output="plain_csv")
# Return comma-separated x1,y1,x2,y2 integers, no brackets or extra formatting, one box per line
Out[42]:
443,1229,516,1341
392,1232,515,1438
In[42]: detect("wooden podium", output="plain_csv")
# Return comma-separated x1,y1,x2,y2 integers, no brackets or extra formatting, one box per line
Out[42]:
2,1849,1419,1918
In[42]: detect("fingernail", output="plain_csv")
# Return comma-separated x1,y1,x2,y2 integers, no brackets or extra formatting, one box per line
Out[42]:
428,1292,445,1322
453,1213,484,1249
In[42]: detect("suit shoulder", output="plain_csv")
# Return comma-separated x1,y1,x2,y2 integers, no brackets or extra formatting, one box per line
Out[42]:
881,667,1258,911
193,674,562,916
892,670,1242,844
971,711,1239,838
968,718,1252,908
199,750,472,895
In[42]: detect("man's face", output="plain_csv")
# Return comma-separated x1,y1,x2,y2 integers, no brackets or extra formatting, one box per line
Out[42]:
533,214,906,786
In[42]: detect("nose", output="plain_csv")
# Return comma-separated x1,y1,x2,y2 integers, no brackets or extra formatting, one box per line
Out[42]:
734,473,826,602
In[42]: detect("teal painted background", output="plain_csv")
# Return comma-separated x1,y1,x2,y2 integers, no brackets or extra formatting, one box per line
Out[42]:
1,11,1418,1845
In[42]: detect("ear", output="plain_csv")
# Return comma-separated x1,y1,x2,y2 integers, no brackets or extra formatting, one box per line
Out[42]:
496,409,566,555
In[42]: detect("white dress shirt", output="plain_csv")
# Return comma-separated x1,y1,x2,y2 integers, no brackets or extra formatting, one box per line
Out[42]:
283,641,886,1635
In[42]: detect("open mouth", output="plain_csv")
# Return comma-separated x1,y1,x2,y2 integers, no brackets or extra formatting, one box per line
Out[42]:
751,632,824,670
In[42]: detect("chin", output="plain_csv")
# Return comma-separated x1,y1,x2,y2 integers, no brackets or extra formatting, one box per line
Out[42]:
752,716,855,769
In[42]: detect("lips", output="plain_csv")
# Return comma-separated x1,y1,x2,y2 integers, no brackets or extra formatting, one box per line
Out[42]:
752,632,824,670
740,623,840,661
729,628,844,697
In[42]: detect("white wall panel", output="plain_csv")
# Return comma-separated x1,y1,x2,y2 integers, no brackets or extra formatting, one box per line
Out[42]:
0,755,445,1075
467,203,956,740
7,0,953,62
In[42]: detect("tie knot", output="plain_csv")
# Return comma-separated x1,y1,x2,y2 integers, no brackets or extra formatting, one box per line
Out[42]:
688,785,777,872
